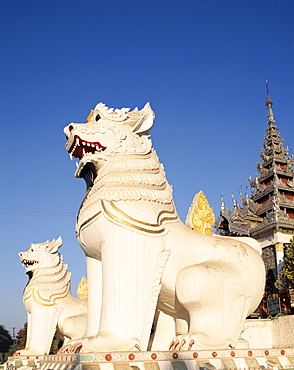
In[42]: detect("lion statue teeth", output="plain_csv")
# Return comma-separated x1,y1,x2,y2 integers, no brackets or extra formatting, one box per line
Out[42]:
16,237,87,356
62,102,265,353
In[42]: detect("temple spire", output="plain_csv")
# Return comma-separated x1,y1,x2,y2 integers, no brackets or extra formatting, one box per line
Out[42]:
265,79,275,123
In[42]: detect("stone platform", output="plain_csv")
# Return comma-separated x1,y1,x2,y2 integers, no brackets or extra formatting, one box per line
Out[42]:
8,348,294,370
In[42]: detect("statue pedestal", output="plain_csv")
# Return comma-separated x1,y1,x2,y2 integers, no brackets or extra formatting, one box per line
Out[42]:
8,348,294,370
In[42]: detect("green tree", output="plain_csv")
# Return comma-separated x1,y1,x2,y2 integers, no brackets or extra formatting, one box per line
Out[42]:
50,337,63,354
15,323,27,351
0,325,13,362
276,236,294,289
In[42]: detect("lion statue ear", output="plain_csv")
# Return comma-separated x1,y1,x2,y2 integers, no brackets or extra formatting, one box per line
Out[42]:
49,236,63,254
131,102,155,135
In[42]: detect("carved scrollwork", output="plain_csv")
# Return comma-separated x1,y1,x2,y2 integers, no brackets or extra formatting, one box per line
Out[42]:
261,245,276,273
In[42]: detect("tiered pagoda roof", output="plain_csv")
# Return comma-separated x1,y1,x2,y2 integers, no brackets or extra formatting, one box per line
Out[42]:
216,93,294,242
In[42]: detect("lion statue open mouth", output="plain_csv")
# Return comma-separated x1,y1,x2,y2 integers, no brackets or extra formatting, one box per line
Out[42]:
16,237,87,356
61,102,265,353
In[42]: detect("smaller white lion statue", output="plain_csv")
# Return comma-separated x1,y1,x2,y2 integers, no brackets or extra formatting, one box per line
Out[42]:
16,237,87,355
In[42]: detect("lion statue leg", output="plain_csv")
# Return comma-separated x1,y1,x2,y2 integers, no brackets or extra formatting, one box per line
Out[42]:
170,262,251,350
84,256,102,338
77,218,166,353
17,306,61,355
58,256,102,354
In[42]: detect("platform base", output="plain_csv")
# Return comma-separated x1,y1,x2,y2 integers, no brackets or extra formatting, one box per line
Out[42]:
7,348,294,370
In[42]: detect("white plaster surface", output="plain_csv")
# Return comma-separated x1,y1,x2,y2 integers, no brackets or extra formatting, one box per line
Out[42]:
271,316,294,348
17,238,87,355
242,316,294,349
260,232,293,248
61,102,266,352
242,319,273,348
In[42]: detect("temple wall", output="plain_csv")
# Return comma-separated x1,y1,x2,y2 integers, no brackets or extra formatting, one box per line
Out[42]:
271,315,294,348
242,319,273,348
242,316,294,349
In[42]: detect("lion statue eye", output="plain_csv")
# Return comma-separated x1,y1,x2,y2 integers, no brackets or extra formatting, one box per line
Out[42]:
95,114,101,122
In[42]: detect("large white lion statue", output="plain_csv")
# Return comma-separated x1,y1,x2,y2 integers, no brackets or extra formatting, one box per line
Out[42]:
62,103,265,353
16,237,87,355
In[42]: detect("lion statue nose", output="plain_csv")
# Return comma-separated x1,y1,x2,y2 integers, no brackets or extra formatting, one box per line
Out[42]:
63,124,73,138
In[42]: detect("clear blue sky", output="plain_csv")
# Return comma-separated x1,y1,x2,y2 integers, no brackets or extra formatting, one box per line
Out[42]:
1,0,293,336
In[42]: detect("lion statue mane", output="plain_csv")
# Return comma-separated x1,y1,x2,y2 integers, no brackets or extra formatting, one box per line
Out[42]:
61,102,265,353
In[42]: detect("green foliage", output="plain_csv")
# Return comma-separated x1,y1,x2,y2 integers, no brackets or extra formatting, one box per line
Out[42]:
276,236,294,289
50,337,63,354
15,323,27,351
0,325,13,354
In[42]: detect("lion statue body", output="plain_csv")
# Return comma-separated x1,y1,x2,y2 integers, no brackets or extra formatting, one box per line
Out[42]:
62,103,265,352
17,237,87,355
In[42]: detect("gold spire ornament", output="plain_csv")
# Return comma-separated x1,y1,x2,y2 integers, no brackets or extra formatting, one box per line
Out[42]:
186,190,215,235
77,276,88,299
265,78,275,123
86,110,94,122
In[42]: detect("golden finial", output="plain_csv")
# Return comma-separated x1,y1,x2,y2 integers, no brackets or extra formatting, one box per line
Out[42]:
86,110,94,122
265,79,275,122
265,78,273,104
266,78,270,96
77,276,88,299
186,190,215,235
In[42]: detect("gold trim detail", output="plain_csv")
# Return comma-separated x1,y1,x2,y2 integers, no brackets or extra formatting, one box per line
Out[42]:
101,200,178,234
77,211,102,234
32,284,70,306
109,201,177,227
102,201,164,234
